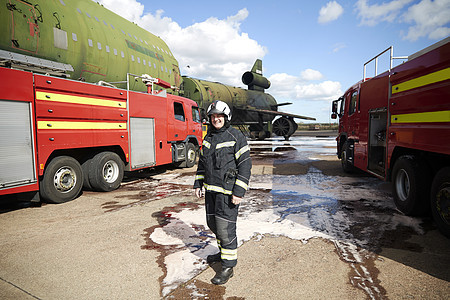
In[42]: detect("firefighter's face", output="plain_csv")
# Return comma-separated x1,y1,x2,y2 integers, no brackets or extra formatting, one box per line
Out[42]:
210,113,225,129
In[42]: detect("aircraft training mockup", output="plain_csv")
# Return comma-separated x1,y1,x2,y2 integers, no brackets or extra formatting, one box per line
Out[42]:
0,0,315,139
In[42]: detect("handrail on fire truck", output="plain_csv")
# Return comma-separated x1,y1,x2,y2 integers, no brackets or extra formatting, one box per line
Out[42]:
363,46,408,82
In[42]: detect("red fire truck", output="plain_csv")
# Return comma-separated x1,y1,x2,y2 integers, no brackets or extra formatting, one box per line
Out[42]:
0,66,202,204
331,37,450,237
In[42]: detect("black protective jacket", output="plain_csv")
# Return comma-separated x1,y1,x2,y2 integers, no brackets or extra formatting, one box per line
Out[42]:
194,125,251,197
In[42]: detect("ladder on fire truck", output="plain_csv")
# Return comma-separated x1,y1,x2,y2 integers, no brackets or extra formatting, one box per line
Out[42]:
0,49,73,77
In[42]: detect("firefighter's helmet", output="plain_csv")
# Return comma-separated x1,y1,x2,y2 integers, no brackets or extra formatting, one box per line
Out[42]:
207,100,232,121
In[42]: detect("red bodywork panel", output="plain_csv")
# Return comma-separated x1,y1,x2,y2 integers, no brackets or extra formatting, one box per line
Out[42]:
336,39,450,179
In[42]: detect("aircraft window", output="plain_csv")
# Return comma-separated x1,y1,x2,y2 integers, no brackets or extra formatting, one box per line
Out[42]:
103,21,107,26
86,12,91,18
121,51,125,58
161,66,164,72
140,38,143,43
97,42,102,50
59,0,65,6
95,16,99,22
144,41,148,45
174,102,185,122
88,39,93,47
165,66,168,73
72,33,77,42
121,29,125,35
143,59,146,65
110,24,115,29
128,33,132,38
137,57,140,63
153,63,156,69
153,45,156,49
106,45,110,53
131,55,135,62
157,46,160,51
114,49,117,55
77,8,82,14
134,35,137,40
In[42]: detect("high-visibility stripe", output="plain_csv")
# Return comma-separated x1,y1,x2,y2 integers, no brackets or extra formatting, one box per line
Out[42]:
235,179,248,190
216,141,235,149
195,175,204,180
221,248,237,260
392,67,450,94
203,140,211,149
37,121,127,130
36,91,127,108
204,183,232,195
235,145,250,159
391,110,450,123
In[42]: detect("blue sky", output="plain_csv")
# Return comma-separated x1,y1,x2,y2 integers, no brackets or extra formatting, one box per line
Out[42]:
98,0,450,123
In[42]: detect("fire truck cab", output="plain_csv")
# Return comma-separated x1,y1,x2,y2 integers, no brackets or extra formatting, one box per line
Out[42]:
331,37,450,237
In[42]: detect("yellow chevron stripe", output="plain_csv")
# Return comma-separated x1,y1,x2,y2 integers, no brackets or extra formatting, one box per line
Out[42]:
36,91,127,108
392,68,450,94
37,121,127,130
391,110,450,123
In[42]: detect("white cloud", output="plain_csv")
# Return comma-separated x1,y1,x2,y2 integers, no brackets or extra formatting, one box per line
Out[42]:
355,0,414,26
269,72,342,102
301,69,324,81
98,0,266,86
95,0,144,23
318,1,344,24
402,0,450,41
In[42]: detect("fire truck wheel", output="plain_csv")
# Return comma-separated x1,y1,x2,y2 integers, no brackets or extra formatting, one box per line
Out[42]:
186,143,197,168
392,156,431,216
430,167,450,238
89,152,124,192
40,156,83,204
341,141,354,173
81,158,93,190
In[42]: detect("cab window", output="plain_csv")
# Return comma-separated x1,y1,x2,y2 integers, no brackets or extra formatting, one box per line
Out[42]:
174,102,185,121
349,91,358,115
192,107,201,123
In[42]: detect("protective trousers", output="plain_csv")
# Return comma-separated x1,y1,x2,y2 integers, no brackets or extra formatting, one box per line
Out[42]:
205,191,239,267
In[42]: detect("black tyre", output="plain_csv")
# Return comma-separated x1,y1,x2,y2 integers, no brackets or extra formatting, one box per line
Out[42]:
430,167,450,238
340,141,354,173
40,156,83,204
392,156,431,216
88,152,124,192
81,157,93,190
185,142,197,168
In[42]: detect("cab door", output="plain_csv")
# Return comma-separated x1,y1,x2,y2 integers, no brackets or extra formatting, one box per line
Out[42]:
172,101,187,141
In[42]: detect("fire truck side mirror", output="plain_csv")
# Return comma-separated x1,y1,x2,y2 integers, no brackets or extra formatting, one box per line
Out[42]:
331,113,337,119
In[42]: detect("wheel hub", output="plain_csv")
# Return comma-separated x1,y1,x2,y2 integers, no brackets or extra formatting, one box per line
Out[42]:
395,169,410,202
54,167,75,192
103,160,119,183
436,187,450,225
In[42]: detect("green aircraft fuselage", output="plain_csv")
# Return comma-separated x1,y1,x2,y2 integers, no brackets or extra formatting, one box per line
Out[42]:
0,0,181,91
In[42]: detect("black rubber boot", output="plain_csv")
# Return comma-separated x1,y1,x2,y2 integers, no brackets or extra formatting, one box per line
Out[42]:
206,252,221,264
211,267,234,285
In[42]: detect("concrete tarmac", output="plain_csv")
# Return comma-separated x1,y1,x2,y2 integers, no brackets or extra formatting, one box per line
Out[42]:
0,135,449,299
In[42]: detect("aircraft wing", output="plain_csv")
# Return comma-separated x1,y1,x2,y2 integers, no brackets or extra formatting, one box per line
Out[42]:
239,107,316,121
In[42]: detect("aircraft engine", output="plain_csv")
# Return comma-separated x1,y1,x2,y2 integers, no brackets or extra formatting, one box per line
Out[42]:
242,71,270,91
272,117,298,140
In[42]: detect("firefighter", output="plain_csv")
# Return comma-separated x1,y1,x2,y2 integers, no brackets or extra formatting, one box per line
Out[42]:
194,100,252,285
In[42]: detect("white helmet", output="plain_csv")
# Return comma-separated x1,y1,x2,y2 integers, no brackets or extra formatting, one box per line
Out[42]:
207,100,232,121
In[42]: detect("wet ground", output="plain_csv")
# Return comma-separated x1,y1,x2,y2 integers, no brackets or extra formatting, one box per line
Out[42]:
0,134,449,299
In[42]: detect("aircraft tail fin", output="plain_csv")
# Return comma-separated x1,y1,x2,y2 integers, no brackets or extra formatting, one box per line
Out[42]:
251,59,263,75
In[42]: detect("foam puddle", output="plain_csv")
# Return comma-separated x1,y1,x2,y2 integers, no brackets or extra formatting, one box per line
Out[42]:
139,136,425,298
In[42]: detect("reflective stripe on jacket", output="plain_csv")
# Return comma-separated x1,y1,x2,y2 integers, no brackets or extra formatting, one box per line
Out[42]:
194,125,251,197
